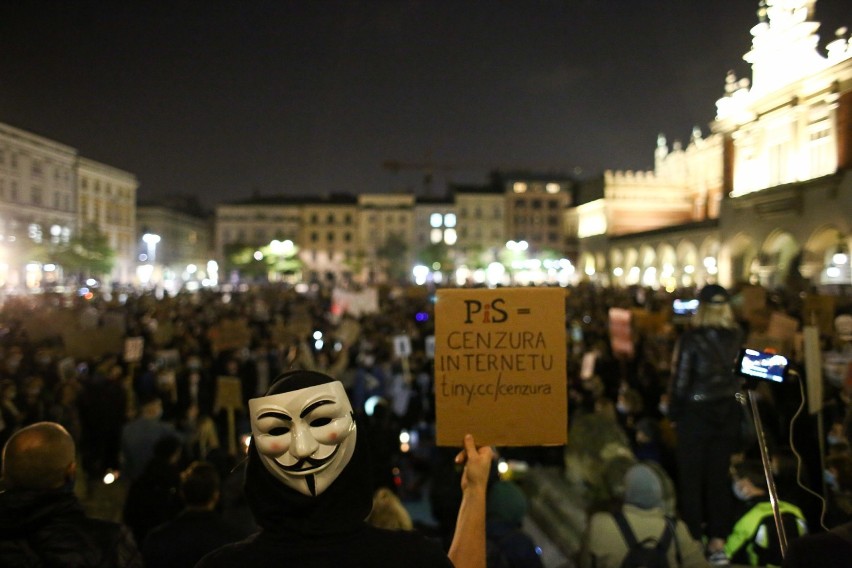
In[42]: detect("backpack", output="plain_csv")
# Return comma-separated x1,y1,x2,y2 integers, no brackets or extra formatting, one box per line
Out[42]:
612,511,681,568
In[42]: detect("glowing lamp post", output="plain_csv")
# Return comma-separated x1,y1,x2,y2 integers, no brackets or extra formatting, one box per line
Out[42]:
142,233,161,264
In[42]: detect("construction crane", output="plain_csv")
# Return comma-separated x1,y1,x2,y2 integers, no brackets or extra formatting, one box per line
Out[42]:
381,159,487,194
382,158,576,194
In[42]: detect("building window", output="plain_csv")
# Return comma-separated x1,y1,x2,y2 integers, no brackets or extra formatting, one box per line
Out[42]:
431,228,442,244
531,199,542,209
310,214,319,224
327,214,335,224
430,213,442,228
546,182,560,194
344,232,352,242
808,121,833,178
28,223,43,243
513,182,527,193
344,214,353,224
445,213,456,227
310,232,318,243
11,181,18,201
327,232,335,242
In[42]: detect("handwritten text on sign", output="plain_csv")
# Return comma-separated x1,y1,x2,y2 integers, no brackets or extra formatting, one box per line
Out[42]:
434,288,567,447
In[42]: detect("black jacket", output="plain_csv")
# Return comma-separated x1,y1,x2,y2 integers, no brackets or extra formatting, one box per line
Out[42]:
142,508,245,568
670,325,743,422
0,487,142,568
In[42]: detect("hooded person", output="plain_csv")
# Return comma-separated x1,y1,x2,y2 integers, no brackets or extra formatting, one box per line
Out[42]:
197,369,492,568
580,463,709,568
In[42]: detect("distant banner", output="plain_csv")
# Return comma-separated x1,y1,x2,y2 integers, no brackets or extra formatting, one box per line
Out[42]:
434,287,567,447
331,288,380,317
608,308,634,359
62,328,124,360
208,318,251,354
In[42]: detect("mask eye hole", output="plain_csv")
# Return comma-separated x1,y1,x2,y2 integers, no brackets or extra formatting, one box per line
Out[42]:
310,417,332,427
269,426,290,436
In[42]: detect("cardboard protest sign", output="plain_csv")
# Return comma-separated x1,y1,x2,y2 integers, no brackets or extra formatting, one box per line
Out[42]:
737,285,767,325
767,311,799,352
21,309,76,343
57,357,76,382
580,351,597,380
802,326,824,415
434,287,567,447
425,335,435,360
124,337,145,363
336,318,362,346
802,295,836,337
62,328,124,360
631,308,667,335
215,375,245,455
608,308,635,359
152,320,174,347
393,335,412,358
208,318,252,354
270,320,297,346
102,312,127,334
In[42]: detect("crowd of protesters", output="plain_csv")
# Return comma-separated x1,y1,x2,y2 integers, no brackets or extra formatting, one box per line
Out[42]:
0,279,849,567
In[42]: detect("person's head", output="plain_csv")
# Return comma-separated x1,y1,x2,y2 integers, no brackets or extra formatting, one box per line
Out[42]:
152,434,183,465
1,422,76,490
825,453,852,493
694,284,737,329
0,379,16,400
623,463,663,509
366,487,413,530
138,394,163,419
487,480,528,525
249,369,357,497
180,461,221,509
731,459,767,500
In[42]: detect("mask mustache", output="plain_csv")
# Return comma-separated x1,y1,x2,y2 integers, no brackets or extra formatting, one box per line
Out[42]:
276,445,339,472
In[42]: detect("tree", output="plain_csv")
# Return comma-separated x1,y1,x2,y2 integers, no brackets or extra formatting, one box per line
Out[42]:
224,240,302,282
50,223,115,281
376,232,409,283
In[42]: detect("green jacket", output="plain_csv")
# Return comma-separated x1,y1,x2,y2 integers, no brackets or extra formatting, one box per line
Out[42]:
725,500,807,567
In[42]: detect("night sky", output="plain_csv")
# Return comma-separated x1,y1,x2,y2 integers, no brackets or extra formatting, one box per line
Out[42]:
1,0,848,209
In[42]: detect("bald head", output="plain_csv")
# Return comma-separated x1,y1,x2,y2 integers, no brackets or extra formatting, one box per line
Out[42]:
2,422,76,490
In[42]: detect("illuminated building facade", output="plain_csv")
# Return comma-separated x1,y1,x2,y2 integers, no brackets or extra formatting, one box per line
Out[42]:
574,0,852,292
77,157,138,285
136,199,214,291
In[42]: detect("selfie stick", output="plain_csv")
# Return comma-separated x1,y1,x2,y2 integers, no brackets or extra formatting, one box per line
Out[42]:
743,379,788,558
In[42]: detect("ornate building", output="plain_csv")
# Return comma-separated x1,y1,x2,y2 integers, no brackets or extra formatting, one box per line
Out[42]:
574,0,851,292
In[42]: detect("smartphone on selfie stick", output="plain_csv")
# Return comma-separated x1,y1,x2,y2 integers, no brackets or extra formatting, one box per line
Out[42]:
735,347,791,558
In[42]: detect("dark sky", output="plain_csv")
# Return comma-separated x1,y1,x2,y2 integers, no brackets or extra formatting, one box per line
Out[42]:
1,0,848,208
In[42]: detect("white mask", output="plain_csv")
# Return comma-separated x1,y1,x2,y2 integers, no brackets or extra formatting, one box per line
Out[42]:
250,381,356,497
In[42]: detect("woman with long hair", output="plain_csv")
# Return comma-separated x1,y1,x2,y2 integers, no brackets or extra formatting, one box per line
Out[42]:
669,284,744,565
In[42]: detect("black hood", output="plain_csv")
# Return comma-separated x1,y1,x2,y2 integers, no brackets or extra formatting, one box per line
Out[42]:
0,488,82,534
244,370,374,536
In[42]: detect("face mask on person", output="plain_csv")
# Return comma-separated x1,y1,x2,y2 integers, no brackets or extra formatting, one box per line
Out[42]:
250,380,356,497
732,480,751,501
824,469,839,492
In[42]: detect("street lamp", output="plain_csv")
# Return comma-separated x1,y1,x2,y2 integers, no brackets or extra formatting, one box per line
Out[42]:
142,233,161,264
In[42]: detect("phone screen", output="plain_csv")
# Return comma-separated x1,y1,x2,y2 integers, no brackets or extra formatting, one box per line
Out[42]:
736,348,788,383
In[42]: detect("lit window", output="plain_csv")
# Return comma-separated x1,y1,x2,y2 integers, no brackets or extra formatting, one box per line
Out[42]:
513,182,527,193
444,229,457,245
430,228,442,244
430,213,442,228
546,183,560,194
445,213,456,227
